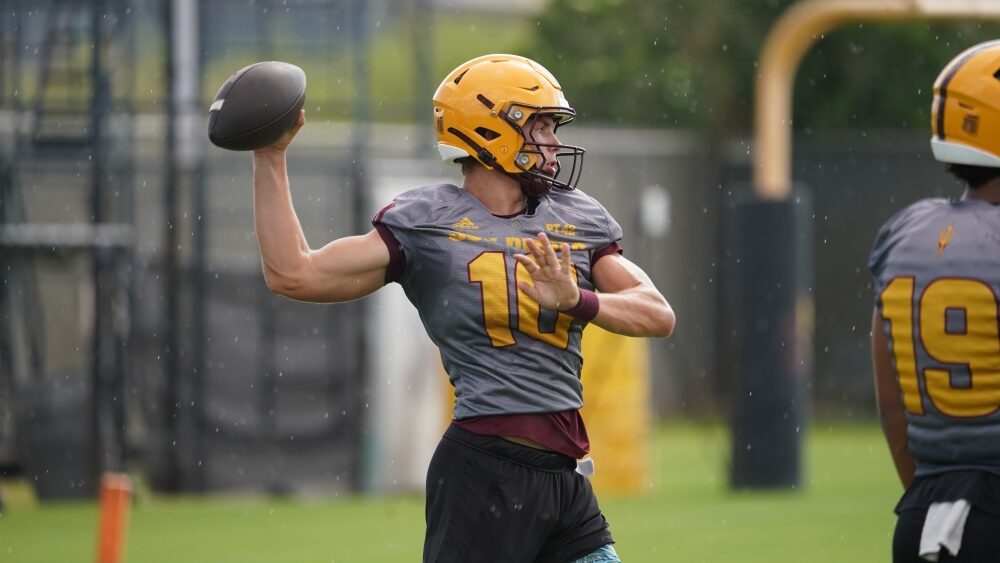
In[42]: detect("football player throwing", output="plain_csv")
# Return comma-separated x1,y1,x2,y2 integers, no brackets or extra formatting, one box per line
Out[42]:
252,54,675,563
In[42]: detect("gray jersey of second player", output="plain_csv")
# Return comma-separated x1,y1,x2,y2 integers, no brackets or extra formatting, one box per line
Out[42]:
869,197,1000,476
374,183,622,419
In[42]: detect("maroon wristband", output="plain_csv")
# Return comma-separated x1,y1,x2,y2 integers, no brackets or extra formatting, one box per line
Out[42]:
561,289,599,322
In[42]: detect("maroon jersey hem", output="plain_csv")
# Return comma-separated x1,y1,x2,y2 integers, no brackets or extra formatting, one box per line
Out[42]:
454,410,590,459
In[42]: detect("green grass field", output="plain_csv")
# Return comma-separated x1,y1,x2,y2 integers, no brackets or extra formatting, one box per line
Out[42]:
0,422,900,562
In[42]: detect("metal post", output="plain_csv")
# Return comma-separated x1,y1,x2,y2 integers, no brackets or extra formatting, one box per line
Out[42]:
116,0,139,485
90,0,120,480
162,0,203,492
163,0,182,491
188,0,207,493
349,0,370,490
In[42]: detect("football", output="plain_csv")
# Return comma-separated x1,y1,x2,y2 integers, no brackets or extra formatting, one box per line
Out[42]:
207,61,306,151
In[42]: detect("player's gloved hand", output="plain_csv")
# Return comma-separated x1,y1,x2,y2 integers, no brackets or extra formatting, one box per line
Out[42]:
514,231,580,311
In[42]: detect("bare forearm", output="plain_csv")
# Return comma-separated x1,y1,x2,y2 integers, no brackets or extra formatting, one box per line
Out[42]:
871,308,916,489
253,150,311,283
589,287,675,338
245,111,388,303
879,407,916,488
582,253,675,338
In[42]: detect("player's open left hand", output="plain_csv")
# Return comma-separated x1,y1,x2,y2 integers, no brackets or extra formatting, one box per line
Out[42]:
514,231,580,311
254,109,305,156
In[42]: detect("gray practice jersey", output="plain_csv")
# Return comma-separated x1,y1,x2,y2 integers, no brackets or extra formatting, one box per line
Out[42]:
373,184,623,419
869,197,1000,476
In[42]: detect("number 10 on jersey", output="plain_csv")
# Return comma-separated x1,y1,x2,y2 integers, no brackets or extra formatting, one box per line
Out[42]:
469,251,575,349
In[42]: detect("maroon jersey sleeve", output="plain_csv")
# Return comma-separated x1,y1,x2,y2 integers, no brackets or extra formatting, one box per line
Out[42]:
371,203,406,284
592,241,623,268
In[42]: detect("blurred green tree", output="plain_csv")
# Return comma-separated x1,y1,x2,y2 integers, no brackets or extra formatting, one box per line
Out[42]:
527,0,1000,132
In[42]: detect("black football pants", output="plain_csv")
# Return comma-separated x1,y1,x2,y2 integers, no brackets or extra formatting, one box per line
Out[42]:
424,424,613,563
894,506,1000,562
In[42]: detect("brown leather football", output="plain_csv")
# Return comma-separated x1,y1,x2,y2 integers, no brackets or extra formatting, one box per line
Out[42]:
207,61,306,151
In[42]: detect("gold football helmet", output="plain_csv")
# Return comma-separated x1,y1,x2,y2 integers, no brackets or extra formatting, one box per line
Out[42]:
433,54,584,193
931,40,1000,167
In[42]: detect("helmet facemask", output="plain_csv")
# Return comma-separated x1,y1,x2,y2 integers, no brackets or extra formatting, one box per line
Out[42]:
502,103,585,196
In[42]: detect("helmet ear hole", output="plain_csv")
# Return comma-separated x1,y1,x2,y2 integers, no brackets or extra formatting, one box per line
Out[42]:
475,127,500,141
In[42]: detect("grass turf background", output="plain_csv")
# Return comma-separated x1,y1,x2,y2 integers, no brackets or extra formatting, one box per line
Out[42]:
0,422,900,562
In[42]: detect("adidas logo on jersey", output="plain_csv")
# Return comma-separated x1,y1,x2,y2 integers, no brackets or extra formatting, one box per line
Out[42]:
453,216,479,230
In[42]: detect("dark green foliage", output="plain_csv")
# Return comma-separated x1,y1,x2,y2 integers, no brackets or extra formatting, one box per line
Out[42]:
796,21,1000,131
526,0,1000,132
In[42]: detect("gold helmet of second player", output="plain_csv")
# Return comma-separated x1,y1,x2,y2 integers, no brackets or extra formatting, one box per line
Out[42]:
432,54,585,193
931,40,1000,168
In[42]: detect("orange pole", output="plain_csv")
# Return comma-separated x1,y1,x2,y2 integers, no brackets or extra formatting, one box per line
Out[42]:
95,473,133,563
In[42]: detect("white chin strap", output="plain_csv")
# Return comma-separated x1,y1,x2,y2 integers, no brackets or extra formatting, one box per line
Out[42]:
931,138,1000,167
